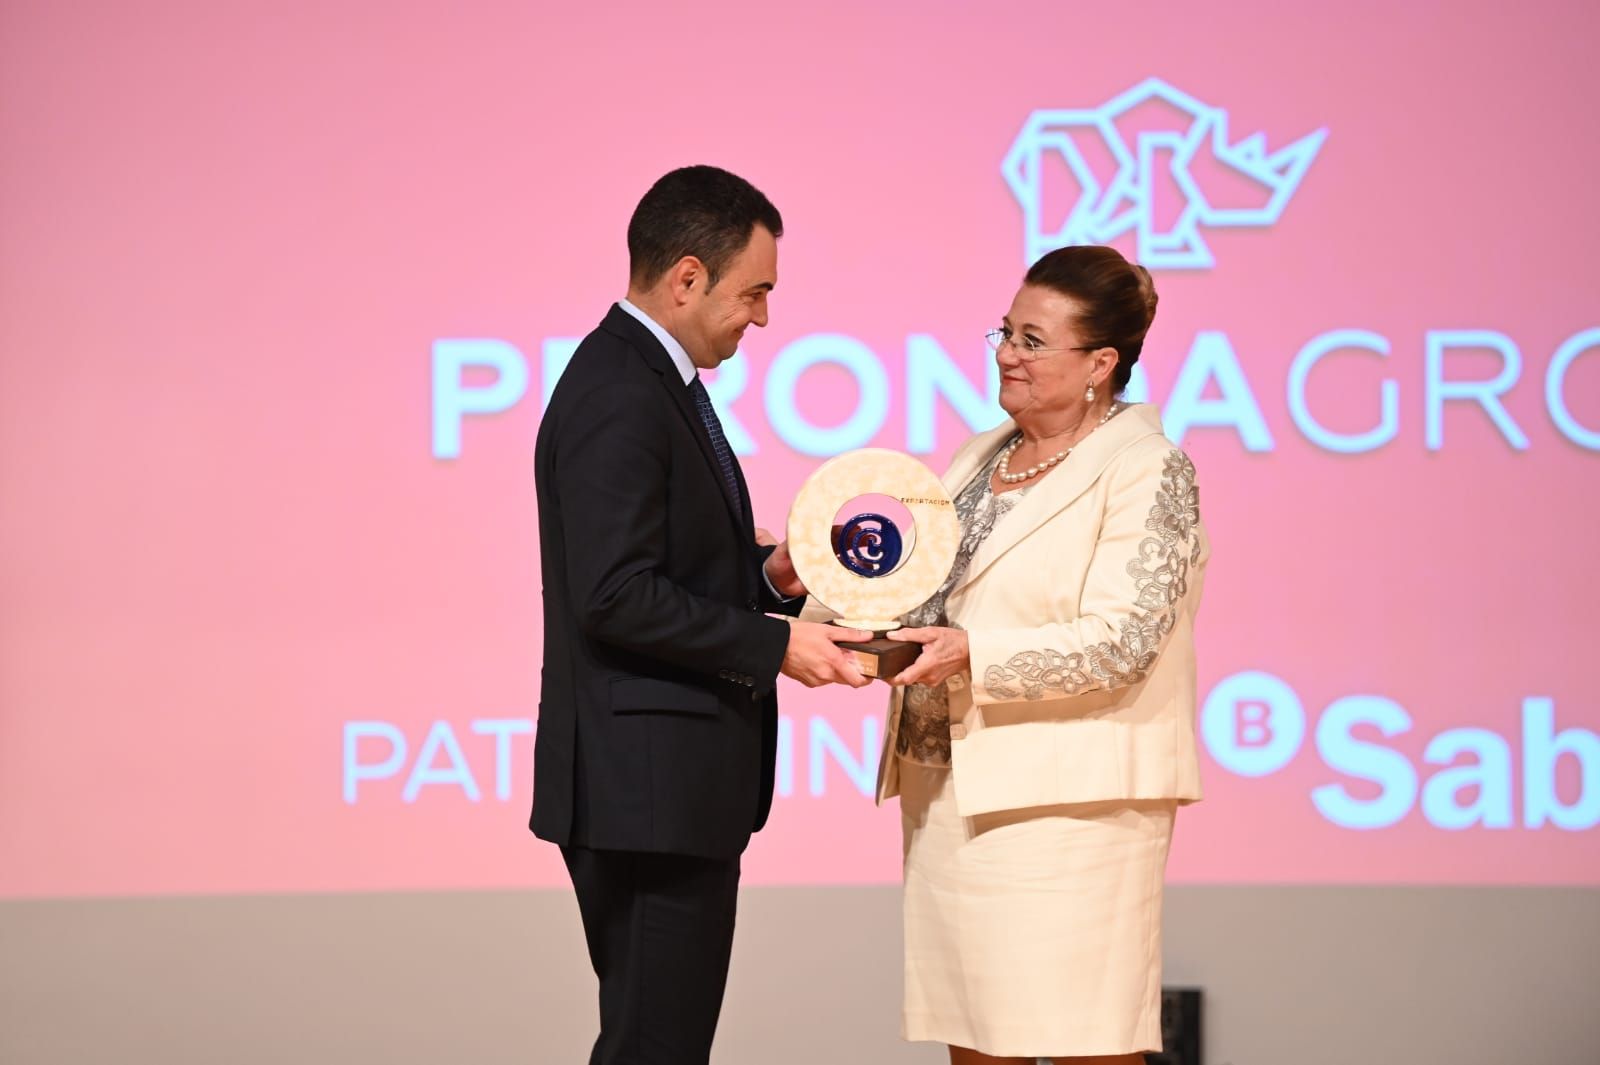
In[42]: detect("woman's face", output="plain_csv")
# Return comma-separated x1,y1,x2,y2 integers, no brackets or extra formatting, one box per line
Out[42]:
994,284,1100,424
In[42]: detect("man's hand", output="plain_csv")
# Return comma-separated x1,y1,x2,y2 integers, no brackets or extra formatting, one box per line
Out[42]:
885,626,970,687
756,527,806,598
781,621,873,688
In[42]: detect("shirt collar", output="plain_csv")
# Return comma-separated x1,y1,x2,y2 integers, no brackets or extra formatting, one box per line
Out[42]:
618,299,696,386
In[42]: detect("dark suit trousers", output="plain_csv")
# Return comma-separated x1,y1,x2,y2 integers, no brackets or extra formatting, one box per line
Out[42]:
561,846,741,1065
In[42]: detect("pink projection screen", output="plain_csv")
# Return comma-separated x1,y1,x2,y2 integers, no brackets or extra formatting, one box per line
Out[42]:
1,2,1596,898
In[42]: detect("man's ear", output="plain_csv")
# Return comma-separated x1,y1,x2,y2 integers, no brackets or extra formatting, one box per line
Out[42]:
665,256,704,306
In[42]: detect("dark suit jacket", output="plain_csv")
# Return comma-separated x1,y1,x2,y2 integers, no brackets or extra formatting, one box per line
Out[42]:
530,304,801,859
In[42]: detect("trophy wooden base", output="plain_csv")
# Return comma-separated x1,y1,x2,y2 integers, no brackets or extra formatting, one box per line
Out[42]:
837,637,921,680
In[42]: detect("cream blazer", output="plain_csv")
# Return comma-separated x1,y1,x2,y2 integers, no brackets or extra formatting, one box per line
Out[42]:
874,403,1208,816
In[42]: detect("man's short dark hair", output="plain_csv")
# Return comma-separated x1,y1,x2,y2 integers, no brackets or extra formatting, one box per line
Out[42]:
627,165,783,290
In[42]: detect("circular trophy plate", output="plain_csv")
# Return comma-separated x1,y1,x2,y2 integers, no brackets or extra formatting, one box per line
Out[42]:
785,448,960,631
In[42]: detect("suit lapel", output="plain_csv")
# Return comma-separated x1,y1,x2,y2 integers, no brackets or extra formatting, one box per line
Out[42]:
949,404,1166,599
662,373,747,531
599,305,747,533
939,419,1017,501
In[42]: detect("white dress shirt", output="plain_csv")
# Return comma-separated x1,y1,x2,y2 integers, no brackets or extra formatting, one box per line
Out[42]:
618,298,695,385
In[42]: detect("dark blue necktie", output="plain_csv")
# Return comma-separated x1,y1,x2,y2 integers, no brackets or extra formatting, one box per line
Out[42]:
688,376,743,514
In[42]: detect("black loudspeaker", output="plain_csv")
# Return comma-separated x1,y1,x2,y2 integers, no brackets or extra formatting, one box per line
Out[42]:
1148,986,1202,1065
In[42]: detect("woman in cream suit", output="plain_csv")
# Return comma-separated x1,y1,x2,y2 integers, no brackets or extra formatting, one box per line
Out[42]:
882,245,1207,1065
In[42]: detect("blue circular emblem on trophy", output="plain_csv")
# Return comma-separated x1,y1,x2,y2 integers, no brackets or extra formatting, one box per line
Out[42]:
833,513,903,577
786,447,959,636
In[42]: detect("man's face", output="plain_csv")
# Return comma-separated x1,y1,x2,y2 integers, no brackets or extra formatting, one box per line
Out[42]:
682,225,777,369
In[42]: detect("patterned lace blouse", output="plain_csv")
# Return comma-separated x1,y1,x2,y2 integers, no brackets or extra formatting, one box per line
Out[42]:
894,438,1032,767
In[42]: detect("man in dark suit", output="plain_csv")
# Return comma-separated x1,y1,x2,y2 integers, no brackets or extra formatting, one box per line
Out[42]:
531,165,870,1065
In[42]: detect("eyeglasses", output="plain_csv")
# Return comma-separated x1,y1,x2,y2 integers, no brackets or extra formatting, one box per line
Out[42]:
984,328,1097,360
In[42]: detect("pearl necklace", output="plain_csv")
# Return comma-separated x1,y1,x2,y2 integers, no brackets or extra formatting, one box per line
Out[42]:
997,404,1120,484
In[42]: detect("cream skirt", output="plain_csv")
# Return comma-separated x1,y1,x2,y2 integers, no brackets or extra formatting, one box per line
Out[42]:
898,760,1176,1058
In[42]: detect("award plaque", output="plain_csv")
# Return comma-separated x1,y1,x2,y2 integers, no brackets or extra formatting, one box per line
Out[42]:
786,448,960,679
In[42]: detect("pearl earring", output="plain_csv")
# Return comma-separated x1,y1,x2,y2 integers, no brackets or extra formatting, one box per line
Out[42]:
1086,381,1096,403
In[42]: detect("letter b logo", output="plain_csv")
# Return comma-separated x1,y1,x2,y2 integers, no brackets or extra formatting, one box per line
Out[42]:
1202,672,1307,777
1234,700,1274,747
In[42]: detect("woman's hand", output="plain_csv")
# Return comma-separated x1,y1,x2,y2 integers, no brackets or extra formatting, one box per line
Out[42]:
885,626,970,687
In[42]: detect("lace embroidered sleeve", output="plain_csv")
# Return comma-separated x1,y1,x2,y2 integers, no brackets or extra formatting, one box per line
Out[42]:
971,448,1202,705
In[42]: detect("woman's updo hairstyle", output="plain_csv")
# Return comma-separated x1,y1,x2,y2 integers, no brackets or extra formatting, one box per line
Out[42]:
1023,245,1158,395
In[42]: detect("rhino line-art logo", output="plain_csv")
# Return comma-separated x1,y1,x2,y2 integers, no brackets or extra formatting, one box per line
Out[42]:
1002,78,1327,269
